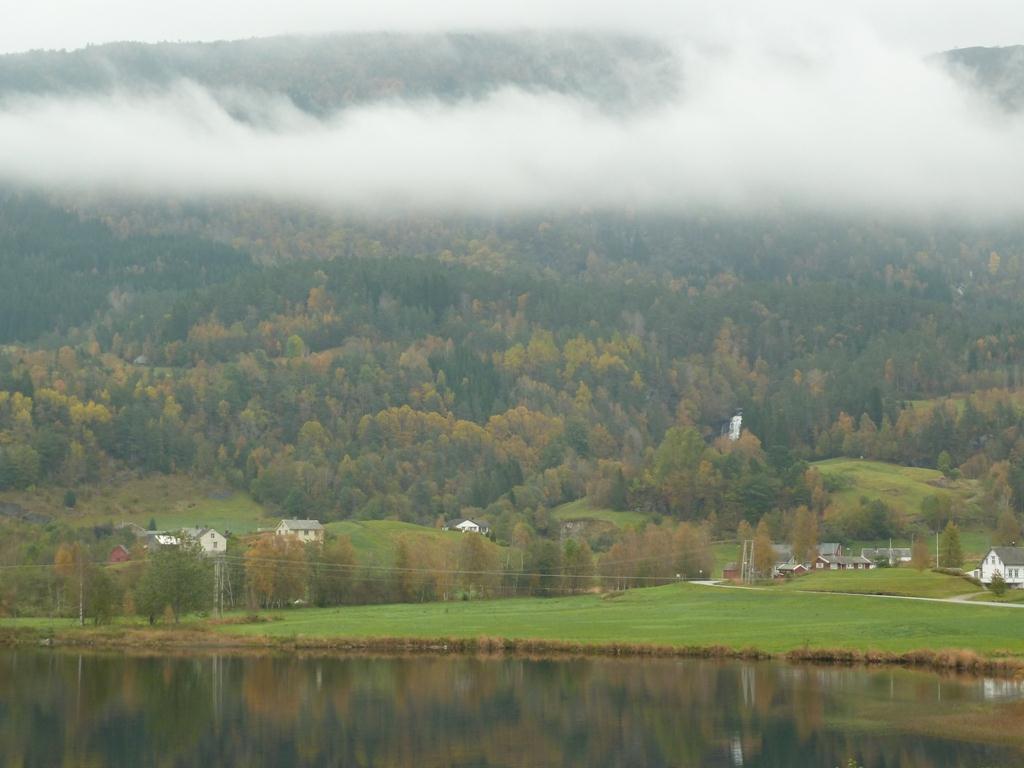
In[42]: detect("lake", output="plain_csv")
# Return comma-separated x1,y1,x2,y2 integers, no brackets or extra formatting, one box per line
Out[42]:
1,650,1022,767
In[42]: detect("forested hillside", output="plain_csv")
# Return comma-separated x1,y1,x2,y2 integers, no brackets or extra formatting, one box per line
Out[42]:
0,32,677,114
2,192,1024,553
2,34,1024,579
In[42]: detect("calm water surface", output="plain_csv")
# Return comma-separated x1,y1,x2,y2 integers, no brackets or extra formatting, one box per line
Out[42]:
1,650,1023,767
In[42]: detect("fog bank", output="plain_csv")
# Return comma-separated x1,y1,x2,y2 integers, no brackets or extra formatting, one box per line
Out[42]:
1,30,1023,217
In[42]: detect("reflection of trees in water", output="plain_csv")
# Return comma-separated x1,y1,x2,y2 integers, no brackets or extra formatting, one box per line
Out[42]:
0,651,1022,767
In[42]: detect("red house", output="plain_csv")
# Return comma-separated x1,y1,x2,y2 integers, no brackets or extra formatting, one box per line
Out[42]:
108,544,131,563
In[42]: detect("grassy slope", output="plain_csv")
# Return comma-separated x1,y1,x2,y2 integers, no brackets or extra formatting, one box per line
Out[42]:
775,568,977,599
211,583,1024,656
814,458,977,522
813,458,987,563
0,475,271,533
3,475,508,567
323,520,497,563
551,499,646,528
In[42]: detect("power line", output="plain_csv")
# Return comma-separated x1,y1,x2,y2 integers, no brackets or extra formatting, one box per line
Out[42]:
221,553,691,583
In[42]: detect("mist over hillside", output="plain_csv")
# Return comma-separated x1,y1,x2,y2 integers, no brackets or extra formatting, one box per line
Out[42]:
0,32,679,115
2,32,1024,216
938,45,1024,111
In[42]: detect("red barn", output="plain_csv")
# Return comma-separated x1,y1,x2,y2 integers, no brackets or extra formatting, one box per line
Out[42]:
108,544,131,563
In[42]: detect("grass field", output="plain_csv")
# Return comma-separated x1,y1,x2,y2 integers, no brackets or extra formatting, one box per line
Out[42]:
0,475,271,533
712,542,739,578
322,520,502,563
775,568,978,599
813,458,978,525
905,395,969,415
207,583,1024,656
970,590,1024,604
6,584,1024,658
551,499,647,528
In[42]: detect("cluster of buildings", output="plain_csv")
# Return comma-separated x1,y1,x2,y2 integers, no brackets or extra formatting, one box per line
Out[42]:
724,542,877,581
108,516,492,564
721,537,1024,593
109,518,325,561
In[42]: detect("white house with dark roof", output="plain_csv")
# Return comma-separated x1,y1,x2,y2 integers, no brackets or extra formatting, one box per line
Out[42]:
181,527,227,556
975,547,1024,588
275,519,324,544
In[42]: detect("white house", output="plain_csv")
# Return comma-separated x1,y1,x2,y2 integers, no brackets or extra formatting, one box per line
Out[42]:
444,518,490,535
275,519,325,544
181,527,228,556
975,547,1024,589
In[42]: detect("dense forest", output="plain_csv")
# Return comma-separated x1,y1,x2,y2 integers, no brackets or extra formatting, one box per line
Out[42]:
3,193,1024,543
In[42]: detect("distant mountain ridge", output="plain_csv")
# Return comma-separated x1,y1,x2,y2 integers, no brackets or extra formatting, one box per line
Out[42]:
0,32,679,115
936,45,1024,110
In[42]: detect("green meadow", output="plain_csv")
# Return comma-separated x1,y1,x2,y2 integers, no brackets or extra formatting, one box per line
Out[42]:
0,475,271,533
211,583,1024,656
323,519,505,563
775,568,978,599
813,458,978,524
550,499,647,528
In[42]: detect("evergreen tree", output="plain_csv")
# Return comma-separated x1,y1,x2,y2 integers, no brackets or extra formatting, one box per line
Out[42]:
938,521,964,569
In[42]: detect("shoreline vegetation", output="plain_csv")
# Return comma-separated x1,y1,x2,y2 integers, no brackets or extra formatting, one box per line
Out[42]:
4,584,1024,677
4,624,1024,680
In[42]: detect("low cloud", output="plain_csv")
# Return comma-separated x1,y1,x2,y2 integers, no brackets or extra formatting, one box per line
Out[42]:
1,30,1023,218
6,0,1024,55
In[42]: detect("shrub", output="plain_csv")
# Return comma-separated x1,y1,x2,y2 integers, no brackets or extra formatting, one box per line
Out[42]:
990,573,1008,597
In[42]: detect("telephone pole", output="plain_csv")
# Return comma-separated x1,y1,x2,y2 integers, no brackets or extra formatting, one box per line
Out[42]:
78,553,84,627
740,539,754,584
213,557,224,618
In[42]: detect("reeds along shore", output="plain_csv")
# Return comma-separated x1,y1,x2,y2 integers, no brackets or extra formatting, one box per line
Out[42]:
3,626,1023,678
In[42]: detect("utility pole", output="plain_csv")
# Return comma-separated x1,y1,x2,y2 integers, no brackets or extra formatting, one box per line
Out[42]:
213,557,224,618
740,539,754,584
936,530,940,569
78,550,84,627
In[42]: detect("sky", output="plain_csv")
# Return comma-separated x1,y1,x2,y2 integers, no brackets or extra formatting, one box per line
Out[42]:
0,1,1023,217
3,0,1023,56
